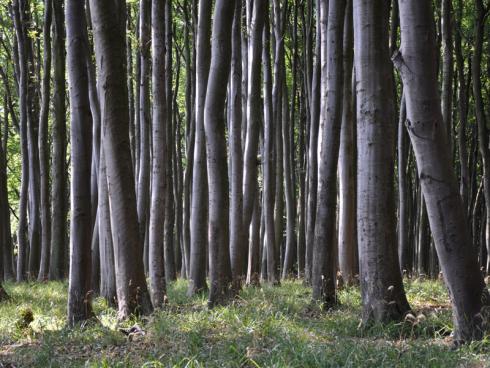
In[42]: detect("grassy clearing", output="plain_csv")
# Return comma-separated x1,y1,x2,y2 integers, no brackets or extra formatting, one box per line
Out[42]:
0,279,489,367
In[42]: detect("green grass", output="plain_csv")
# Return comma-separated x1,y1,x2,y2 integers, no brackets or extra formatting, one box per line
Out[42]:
0,279,489,367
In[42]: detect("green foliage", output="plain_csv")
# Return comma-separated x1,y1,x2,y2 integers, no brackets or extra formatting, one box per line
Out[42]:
0,279,489,367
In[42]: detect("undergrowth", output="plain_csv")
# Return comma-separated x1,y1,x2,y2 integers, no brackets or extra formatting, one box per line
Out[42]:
0,279,488,367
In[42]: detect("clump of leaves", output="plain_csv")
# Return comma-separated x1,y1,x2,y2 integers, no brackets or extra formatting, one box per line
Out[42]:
16,307,34,329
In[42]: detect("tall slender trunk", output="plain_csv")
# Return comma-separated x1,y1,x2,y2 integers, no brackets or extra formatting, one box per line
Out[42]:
148,0,167,309
455,0,469,213
312,0,345,305
188,0,212,296
230,0,245,288
204,0,236,307
395,0,489,343
37,0,52,281
66,0,93,325
242,0,266,231
49,0,67,280
137,0,151,273
262,7,277,285
13,0,29,282
472,0,490,274
338,0,356,285
89,0,153,318
354,0,410,322
305,0,321,284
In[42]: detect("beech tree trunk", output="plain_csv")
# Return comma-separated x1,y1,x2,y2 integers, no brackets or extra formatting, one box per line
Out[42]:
49,0,67,280
337,0,357,285
13,0,29,282
311,0,345,305
395,0,489,343
37,0,52,281
353,0,410,323
262,7,277,285
148,0,167,309
305,0,321,284
204,0,236,307
230,0,246,288
89,0,153,318
188,0,211,297
66,0,93,325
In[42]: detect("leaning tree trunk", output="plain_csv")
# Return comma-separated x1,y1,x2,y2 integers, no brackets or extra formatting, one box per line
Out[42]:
188,0,211,297
66,0,93,325
311,0,345,306
353,0,410,323
37,0,52,281
395,0,489,343
204,0,236,307
49,0,67,280
89,0,153,318
148,0,167,309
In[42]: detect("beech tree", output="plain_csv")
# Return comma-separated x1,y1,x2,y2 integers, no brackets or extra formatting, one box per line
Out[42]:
66,0,93,325
395,0,489,343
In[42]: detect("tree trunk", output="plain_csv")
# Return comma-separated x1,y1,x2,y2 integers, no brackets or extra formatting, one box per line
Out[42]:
441,0,453,150
148,0,167,309
188,0,212,297
395,0,489,343
98,147,117,307
262,7,277,285
338,0,357,285
12,0,29,282
242,0,266,231
66,0,93,325
311,0,345,306
353,0,410,323
37,0,52,281
137,0,151,274
230,0,246,288
89,0,153,318
204,0,236,307
305,0,321,284
472,0,490,275
49,0,67,280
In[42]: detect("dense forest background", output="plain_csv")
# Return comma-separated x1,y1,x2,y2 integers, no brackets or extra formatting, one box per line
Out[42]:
1,0,490,366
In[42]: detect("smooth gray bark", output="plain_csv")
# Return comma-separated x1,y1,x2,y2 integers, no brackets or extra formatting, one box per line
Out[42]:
204,0,236,307
354,0,410,322
395,0,489,342
66,0,93,325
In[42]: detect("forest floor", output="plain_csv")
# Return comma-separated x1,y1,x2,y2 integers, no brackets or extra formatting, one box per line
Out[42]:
0,279,489,367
